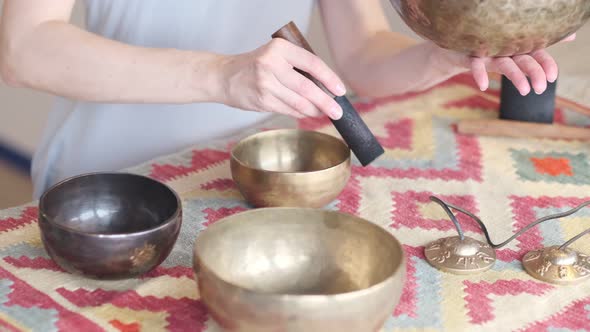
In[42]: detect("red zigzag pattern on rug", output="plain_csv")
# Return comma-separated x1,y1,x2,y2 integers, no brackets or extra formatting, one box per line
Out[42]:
521,296,590,331
0,207,38,233
0,266,103,331
57,288,209,332
150,149,229,182
463,280,554,324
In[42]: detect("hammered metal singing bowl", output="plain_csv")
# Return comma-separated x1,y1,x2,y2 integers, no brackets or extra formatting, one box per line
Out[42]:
230,129,351,208
193,208,406,332
38,172,182,280
390,0,590,57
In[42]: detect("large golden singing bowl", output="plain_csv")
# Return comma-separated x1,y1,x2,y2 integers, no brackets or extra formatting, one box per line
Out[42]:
193,208,406,332
390,0,590,57
230,129,351,208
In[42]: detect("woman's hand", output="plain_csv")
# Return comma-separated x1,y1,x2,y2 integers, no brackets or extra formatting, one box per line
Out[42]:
215,38,346,119
439,34,576,96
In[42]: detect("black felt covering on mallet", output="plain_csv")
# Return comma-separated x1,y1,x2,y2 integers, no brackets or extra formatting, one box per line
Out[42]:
332,95,384,166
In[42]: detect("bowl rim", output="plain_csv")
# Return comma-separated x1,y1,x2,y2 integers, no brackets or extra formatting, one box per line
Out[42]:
193,207,406,300
230,129,351,174
38,171,182,238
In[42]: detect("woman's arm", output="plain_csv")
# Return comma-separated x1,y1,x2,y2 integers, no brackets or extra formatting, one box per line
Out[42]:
318,0,566,97
0,0,346,119
0,0,225,103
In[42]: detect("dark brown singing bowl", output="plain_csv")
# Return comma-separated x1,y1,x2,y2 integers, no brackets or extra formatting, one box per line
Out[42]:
230,129,351,208
390,0,590,57
193,208,406,332
38,172,182,280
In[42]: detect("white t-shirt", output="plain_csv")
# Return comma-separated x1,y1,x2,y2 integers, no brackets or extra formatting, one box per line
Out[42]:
31,0,315,198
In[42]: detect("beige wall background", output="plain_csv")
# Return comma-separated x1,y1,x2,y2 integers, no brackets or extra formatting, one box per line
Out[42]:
0,0,588,157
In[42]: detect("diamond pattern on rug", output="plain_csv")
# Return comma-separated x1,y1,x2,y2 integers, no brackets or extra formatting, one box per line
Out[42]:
510,149,590,184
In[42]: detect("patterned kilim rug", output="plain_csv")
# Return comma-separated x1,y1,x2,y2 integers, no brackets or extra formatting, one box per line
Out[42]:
1,73,590,331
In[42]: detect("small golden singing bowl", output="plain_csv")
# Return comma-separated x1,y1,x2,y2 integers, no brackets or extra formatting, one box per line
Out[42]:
193,208,406,332
38,172,182,280
230,129,351,208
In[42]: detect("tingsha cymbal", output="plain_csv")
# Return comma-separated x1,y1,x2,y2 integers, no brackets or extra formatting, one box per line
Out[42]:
425,236,496,275
523,246,590,285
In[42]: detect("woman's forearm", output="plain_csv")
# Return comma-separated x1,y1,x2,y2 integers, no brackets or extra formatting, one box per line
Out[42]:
0,21,224,104
339,32,469,98
318,0,466,99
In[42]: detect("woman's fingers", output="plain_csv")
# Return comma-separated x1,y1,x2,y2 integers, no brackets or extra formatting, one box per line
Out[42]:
270,73,323,118
491,57,531,95
530,49,559,83
468,41,564,94
560,33,576,43
262,93,305,119
470,57,489,91
274,61,343,119
252,38,344,119
512,54,546,94
470,56,534,95
270,38,346,97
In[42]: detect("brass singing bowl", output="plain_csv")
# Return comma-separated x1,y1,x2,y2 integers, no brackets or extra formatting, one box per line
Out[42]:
193,208,406,332
230,129,351,208
390,0,590,57
38,172,182,279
